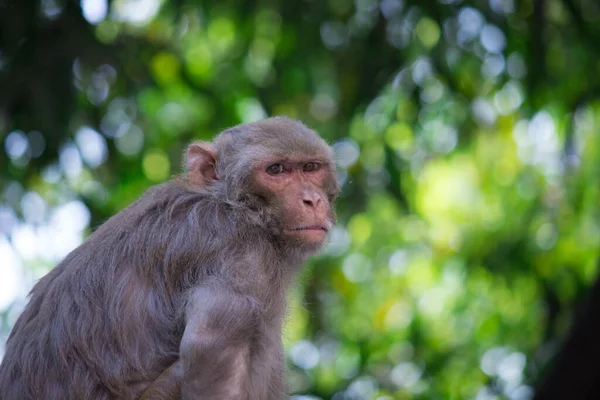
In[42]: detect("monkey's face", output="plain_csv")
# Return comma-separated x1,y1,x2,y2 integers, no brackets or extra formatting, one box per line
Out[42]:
249,158,338,248
194,117,340,250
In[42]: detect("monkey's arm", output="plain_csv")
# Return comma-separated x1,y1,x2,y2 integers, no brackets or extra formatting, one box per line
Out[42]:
179,286,259,400
138,360,182,400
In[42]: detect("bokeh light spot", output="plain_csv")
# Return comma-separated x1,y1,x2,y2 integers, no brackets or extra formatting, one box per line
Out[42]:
112,0,161,25
59,144,83,178
480,24,506,53
75,126,108,168
81,0,107,24
290,340,320,370
0,238,23,312
390,362,422,388
142,149,171,182
333,139,360,169
151,52,181,85
115,125,145,156
342,253,372,283
385,122,414,154
347,214,372,245
415,17,440,48
5,131,29,159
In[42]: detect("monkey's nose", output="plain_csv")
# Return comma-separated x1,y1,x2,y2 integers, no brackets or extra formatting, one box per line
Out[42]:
302,191,323,208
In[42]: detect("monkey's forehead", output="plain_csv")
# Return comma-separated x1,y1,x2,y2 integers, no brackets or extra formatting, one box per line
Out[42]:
250,150,333,164
253,139,335,164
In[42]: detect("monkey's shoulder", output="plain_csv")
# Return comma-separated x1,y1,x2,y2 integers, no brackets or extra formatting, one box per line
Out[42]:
93,181,209,229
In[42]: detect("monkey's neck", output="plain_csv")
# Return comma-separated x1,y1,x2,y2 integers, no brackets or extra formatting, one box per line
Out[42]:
223,237,296,308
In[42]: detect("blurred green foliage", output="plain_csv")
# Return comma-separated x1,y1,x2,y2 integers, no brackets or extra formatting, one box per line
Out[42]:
2,0,600,398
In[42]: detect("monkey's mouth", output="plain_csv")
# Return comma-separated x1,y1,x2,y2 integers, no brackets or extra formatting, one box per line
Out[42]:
290,225,329,232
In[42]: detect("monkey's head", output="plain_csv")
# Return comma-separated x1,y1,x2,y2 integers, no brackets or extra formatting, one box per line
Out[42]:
185,117,339,250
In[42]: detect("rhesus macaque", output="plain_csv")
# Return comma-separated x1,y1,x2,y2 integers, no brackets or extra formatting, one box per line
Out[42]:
0,117,339,400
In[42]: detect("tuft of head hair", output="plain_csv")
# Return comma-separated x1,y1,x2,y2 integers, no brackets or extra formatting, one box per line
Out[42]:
213,117,334,179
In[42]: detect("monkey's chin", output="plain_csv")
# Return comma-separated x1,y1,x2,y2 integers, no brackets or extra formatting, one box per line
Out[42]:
285,227,329,247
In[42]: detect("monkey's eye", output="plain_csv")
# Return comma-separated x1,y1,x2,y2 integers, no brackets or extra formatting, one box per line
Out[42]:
303,162,320,172
266,163,285,175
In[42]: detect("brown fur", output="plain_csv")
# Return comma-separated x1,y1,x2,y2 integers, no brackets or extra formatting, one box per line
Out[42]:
0,117,339,399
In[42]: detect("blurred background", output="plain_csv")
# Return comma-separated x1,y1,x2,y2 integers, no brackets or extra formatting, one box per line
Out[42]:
1,0,600,398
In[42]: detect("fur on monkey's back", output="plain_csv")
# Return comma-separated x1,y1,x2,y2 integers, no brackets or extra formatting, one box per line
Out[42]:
0,181,273,400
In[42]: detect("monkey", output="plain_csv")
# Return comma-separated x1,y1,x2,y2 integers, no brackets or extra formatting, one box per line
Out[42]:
0,116,339,400
139,360,183,399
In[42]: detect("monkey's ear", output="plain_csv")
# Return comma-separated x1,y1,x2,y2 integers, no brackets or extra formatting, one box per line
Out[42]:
186,142,218,182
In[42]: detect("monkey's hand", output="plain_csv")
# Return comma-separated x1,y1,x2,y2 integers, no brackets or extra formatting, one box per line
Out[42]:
139,360,182,400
